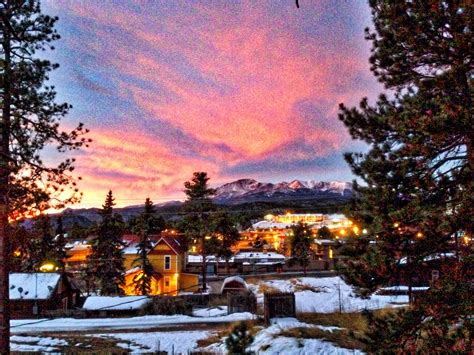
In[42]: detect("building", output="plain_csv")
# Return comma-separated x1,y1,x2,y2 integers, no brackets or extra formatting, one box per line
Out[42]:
122,236,199,296
265,213,324,224
9,272,81,318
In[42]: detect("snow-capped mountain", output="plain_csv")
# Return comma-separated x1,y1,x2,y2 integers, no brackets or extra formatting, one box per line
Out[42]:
214,178,352,203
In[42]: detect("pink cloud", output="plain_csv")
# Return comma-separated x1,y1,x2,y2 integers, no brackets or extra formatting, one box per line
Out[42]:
44,1,379,204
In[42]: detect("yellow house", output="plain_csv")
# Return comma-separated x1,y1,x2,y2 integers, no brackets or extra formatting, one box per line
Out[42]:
122,236,199,296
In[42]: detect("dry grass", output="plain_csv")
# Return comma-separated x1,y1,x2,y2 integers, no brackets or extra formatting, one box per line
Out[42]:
208,294,228,307
258,282,280,294
11,334,134,354
279,327,365,350
297,312,368,333
196,320,261,349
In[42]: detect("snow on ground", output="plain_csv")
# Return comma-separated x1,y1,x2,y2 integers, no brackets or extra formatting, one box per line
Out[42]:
248,276,408,313
193,306,228,317
82,296,151,310
203,317,361,355
10,335,68,353
11,312,255,333
96,330,212,354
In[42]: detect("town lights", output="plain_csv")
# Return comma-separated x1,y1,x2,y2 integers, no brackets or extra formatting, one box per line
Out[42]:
416,232,423,239
393,222,400,228
39,263,57,272
362,229,368,234
353,226,359,234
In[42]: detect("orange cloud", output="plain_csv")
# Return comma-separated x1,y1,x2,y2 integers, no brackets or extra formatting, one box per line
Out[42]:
43,1,379,206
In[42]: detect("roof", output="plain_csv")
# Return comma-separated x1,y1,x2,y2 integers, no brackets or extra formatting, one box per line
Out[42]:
220,276,247,293
153,236,186,255
124,236,186,256
82,296,151,311
252,221,294,229
9,273,61,300
234,251,286,260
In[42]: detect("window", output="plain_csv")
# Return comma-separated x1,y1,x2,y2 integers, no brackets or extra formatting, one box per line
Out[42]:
164,255,171,270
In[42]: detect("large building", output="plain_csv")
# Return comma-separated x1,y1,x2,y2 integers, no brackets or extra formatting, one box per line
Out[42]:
265,213,324,224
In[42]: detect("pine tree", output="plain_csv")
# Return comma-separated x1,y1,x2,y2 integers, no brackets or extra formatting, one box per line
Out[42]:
132,198,155,295
288,223,312,275
88,191,125,295
225,321,254,355
317,226,334,240
9,223,33,272
212,212,240,275
32,214,64,270
183,172,216,292
338,0,473,350
0,1,90,350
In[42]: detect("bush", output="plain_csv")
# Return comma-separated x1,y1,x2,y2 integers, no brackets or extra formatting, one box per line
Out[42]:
147,297,193,315
225,321,254,355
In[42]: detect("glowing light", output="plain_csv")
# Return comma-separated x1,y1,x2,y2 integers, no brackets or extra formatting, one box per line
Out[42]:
352,226,359,234
416,232,423,238
393,222,400,228
339,229,346,236
329,248,333,259
13,250,21,257
39,263,57,272
362,229,368,234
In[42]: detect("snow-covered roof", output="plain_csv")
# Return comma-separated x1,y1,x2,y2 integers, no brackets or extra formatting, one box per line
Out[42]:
252,221,293,229
187,255,219,263
122,243,140,255
9,273,61,300
220,276,247,293
234,251,285,261
82,296,151,311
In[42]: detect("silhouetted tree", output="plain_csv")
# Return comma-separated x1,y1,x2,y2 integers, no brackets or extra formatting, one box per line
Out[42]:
338,0,473,350
88,191,125,295
132,198,156,295
288,223,312,275
212,212,240,275
0,1,90,350
182,172,216,291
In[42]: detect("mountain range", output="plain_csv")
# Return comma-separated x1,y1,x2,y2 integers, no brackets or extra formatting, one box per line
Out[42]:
214,179,352,203
53,178,352,227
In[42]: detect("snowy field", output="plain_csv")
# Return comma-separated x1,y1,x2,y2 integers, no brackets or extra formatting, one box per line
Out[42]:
247,276,408,312
10,335,69,353
11,312,255,333
96,330,213,353
202,317,364,355
10,276,405,353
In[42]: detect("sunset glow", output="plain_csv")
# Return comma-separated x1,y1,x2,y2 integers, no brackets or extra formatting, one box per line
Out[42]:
43,0,380,207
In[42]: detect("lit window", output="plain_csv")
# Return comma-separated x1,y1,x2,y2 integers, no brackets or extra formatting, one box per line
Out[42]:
164,255,171,270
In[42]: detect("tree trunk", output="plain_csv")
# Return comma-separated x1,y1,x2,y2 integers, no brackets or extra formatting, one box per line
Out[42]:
0,8,12,352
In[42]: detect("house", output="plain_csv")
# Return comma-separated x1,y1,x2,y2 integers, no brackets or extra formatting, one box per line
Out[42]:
122,236,199,296
9,272,81,318
82,295,152,316
64,242,91,270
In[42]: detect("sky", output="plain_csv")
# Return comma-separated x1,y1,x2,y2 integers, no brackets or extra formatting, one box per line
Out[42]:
41,0,382,208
